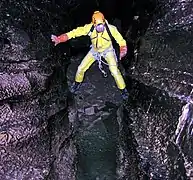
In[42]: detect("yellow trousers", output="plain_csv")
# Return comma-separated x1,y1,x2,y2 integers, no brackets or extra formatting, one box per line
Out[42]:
75,49,126,90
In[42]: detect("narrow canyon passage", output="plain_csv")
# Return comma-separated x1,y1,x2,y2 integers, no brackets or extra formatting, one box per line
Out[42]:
67,53,123,180
1,0,193,179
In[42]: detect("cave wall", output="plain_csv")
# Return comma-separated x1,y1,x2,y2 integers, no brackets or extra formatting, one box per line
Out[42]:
0,0,78,179
0,0,137,179
132,0,193,98
127,80,188,179
1,0,192,179
126,0,193,179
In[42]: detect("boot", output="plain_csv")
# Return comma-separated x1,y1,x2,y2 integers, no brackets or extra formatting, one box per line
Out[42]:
70,82,81,94
121,88,129,100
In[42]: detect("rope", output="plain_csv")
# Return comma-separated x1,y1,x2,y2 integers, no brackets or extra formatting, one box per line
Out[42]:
98,55,107,77
90,46,118,77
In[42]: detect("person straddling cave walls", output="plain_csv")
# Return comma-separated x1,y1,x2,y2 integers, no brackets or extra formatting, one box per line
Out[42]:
51,11,129,100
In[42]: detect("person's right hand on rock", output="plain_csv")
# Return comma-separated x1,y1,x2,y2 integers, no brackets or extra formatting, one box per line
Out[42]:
51,34,69,46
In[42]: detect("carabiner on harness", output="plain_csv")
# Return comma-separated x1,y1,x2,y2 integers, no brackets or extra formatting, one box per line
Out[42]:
90,46,117,78
98,56,108,78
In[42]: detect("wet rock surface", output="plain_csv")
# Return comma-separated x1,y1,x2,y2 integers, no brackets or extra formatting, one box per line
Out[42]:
127,0,193,179
1,0,193,179
67,54,120,180
0,0,77,179
132,0,193,98
0,0,145,179
67,53,144,180
126,81,188,179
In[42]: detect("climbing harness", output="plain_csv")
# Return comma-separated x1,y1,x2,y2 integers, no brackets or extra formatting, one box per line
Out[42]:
86,21,120,78
90,46,118,78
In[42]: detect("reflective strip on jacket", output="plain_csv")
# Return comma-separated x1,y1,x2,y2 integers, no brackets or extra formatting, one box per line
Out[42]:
66,22,126,52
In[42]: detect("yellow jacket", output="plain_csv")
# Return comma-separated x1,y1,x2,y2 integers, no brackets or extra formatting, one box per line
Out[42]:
66,22,126,52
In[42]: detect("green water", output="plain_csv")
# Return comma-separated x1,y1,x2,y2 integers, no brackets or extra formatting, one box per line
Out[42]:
76,111,118,180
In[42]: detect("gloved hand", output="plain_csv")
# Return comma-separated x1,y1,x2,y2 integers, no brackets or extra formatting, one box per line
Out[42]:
120,46,127,60
51,34,69,46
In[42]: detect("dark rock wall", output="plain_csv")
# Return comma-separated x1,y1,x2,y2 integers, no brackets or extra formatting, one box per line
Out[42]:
116,105,145,180
0,0,77,179
1,0,192,179
132,0,193,98
126,0,193,179
0,0,137,179
127,81,188,179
